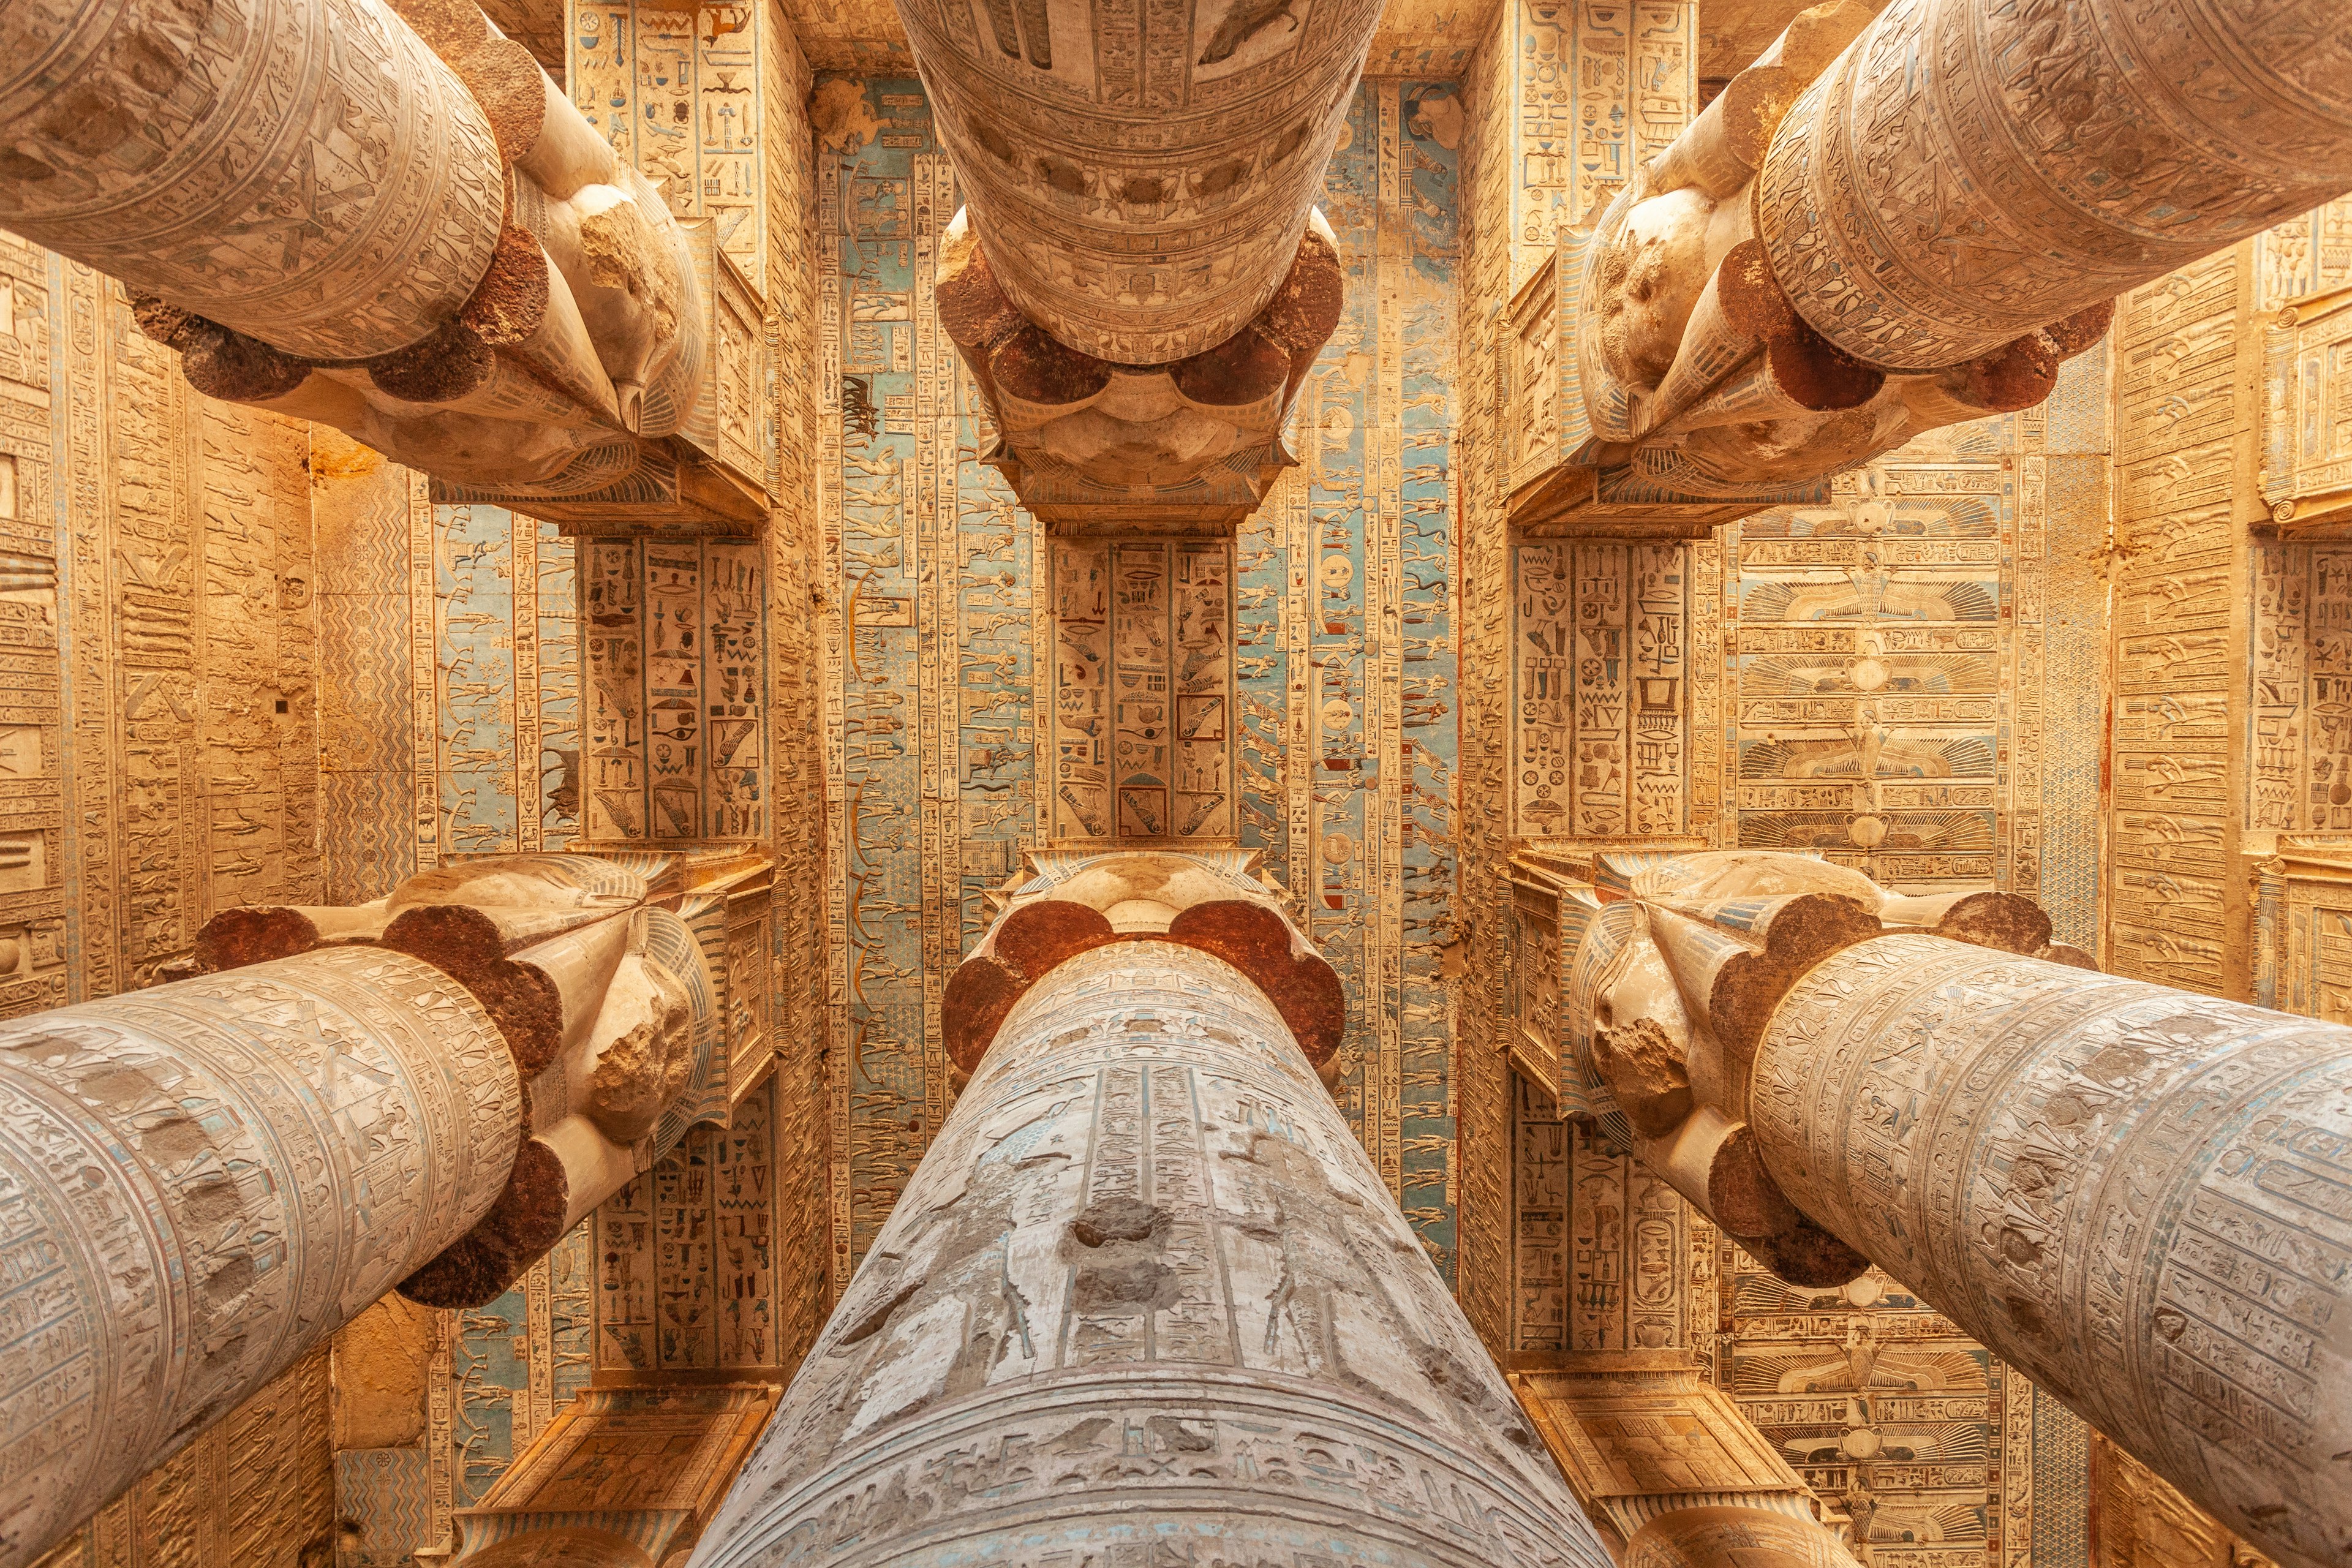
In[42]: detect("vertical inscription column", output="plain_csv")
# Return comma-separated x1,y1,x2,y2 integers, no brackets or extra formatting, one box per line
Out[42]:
1048,540,1236,845
690,939,1610,1568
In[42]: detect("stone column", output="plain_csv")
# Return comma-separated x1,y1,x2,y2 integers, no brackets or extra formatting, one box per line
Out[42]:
0,0,507,360
0,0,733,521
1749,934,2352,1568
899,0,1367,518
1539,0,2352,522
0,946,516,1568
0,853,725,1568
1547,850,2350,1568
690,938,1605,1568
899,0,1380,366
1755,0,2352,372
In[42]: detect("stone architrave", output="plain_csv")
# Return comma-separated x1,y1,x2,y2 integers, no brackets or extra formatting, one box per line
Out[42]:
1514,1355,1863,1568
690,921,1606,1566
447,1384,781,1566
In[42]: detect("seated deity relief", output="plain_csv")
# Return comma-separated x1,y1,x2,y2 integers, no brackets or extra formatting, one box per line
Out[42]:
181,853,720,1306
937,206,1344,532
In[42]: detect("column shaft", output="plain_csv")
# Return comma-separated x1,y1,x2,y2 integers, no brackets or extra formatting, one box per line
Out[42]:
0,946,518,1568
692,940,1602,1568
1755,0,2352,370
1749,932,2352,1568
0,0,507,360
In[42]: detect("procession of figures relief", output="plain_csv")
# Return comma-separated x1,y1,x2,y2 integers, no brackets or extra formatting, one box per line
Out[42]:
810,74,1464,1283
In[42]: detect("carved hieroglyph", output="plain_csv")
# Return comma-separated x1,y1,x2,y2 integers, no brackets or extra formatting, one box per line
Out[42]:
0,947,515,1568
1046,538,1236,839
1751,934,2352,1568
690,940,1607,1568
896,0,1384,366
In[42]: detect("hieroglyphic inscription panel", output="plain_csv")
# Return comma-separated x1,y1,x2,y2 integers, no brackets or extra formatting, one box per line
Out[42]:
581,538,767,844
572,0,769,290
1510,0,1695,289
594,1080,781,1380
0,238,326,1001
1728,449,2008,889
1715,1250,2064,1568
1511,1080,1715,1362
1047,538,1234,842
1710,346,2110,933
1513,542,1693,839
2251,548,2352,839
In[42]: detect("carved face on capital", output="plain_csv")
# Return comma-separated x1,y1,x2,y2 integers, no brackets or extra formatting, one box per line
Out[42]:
1597,186,1715,390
